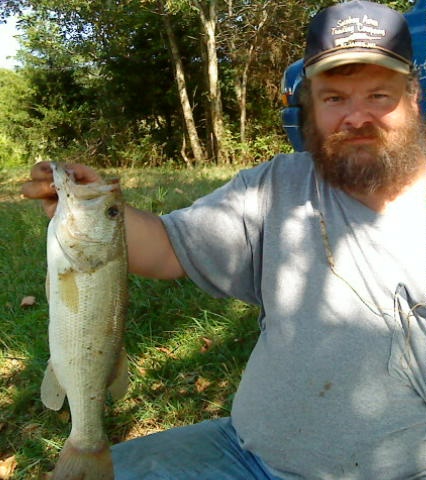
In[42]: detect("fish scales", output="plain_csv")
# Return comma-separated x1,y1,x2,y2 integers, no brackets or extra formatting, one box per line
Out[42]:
41,163,128,479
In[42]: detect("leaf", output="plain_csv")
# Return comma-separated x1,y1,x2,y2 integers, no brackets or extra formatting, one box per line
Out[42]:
22,422,40,438
0,455,17,480
155,346,176,358
20,296,36,307
195,376,211,393
58,411,70,424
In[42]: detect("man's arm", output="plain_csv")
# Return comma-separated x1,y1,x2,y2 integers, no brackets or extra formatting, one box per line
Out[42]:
21,161,186,280
124,205,185,278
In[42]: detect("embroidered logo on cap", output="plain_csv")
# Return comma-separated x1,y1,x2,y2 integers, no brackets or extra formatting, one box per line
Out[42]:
331,15,386,48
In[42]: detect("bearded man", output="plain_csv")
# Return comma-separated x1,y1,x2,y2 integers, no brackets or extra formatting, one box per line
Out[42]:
22,1,426,479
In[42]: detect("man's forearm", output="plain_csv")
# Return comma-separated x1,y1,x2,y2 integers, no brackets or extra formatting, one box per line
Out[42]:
125,205,185,279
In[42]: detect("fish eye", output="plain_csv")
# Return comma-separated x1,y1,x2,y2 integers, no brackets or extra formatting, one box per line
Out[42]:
106,205,120,219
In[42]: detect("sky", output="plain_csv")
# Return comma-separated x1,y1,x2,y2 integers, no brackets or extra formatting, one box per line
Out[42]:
0,16,20,69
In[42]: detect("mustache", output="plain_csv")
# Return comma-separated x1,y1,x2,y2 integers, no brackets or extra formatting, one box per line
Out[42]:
323,124,387,157
325,124,385,145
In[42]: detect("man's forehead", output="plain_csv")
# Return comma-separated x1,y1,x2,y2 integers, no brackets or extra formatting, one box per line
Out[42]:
310,64,407,90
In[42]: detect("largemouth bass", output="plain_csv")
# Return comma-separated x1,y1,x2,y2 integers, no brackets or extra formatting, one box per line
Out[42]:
41,163,128,479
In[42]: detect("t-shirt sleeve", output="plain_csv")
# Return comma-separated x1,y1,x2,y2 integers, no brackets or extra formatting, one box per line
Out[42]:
161,164,269,305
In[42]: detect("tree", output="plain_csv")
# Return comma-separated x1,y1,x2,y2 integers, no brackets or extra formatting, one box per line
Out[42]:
191,0,226,163
160,0,227,163
159,2,205,165
221,1,268,144
220,0,309,144
7,1,188,164
0,69,32,165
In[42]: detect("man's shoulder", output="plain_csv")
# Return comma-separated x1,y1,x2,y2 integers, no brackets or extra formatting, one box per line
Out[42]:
271,151,314,173
240,151,314,186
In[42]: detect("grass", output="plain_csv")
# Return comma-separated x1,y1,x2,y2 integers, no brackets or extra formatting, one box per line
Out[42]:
0,164,260,479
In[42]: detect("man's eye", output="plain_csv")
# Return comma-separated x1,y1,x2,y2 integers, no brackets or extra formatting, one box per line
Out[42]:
324,96,342,104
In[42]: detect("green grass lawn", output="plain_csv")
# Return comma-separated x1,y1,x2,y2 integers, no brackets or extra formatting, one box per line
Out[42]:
0,165,260,479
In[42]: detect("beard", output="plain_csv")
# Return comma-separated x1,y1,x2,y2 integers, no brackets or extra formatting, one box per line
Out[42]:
304,106,426,197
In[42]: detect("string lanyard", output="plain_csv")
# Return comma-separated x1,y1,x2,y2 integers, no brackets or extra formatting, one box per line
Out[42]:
313,170,395,320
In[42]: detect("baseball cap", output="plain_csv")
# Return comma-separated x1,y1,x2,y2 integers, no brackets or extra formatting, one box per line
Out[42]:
304,0,413,78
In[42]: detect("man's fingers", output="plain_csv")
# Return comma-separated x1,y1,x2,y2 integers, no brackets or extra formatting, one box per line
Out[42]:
21,161,101,203
27,161,100,185
21,179,56,199
20,161,101,220
66,164,100,184
29,161,53,181
21,161,55,199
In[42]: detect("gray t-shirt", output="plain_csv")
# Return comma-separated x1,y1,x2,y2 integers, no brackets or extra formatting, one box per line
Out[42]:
161,152,426,480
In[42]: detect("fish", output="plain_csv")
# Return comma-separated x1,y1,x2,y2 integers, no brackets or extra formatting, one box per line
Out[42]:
41,163,128,479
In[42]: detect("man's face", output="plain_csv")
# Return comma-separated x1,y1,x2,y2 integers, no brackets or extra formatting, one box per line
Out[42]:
305,64,425,196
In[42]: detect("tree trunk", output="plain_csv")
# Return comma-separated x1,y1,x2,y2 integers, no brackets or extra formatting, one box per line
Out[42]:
192,0,226,163
224,0,270,145
160,5,205,165
235,44,254,144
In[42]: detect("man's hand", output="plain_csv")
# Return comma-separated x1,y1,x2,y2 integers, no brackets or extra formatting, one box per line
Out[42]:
21,161,101,217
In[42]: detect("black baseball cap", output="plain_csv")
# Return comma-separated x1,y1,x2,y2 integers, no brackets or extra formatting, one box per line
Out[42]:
304,0,413,78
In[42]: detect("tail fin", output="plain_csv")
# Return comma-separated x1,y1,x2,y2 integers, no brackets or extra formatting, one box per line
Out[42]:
51,438,114,480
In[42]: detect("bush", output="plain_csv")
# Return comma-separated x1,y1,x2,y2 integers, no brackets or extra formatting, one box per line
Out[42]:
0,134,28,168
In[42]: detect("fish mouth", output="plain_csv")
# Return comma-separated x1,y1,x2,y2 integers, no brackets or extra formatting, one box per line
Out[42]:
51,163,120,200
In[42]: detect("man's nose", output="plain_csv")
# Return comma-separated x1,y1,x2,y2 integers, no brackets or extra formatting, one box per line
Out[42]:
342,100,374,129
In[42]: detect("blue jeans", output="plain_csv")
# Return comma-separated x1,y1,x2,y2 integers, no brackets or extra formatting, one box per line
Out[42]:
112,417,286,479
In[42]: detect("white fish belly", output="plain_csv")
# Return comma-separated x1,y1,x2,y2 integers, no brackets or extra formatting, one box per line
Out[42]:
47,230,126,448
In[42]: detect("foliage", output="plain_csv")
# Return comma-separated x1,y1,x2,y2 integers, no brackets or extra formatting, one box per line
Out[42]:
0,69,33,166
0,0,302,166
0,164,260,478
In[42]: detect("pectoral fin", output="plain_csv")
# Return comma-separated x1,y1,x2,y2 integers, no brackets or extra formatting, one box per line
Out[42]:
108,348,128,401
41,360,66,411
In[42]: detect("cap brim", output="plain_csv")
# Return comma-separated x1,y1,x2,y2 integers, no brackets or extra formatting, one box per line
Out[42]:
304,51,411,78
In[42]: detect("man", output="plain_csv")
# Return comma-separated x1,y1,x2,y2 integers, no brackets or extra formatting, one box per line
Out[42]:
22,1,426,478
